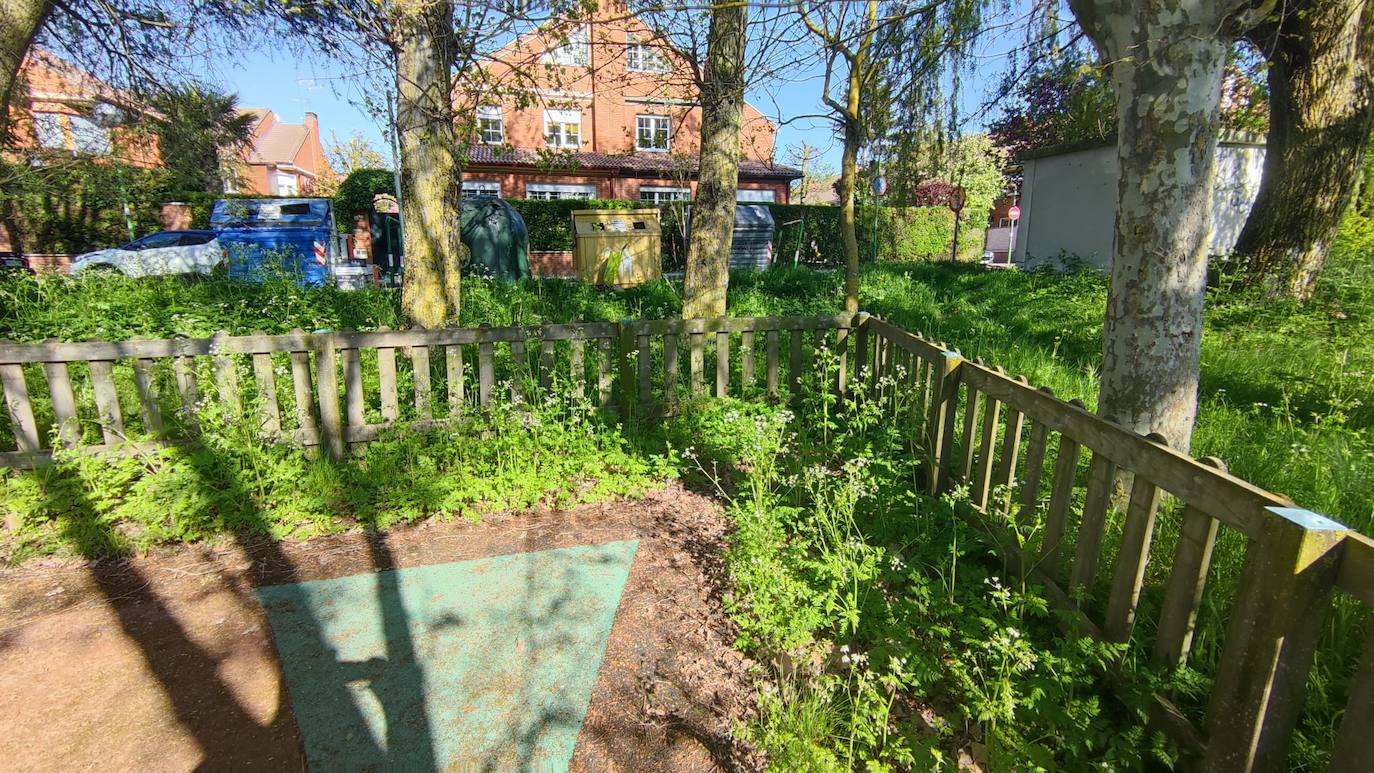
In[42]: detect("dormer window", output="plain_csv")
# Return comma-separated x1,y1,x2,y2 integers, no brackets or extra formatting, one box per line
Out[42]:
545,109,582,148
626,35,668,73
543,24,590,67
636,115,670,152
477,105,503,144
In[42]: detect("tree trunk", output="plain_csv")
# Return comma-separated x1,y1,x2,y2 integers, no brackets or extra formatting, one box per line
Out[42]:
394,0,462,329
0,0,50,141
1069,0,1242,451
1235,0,1374,300
838,110,861,314
682,0,748,320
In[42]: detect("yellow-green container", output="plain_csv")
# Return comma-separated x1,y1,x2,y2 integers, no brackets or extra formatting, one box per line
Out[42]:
571,209,662,287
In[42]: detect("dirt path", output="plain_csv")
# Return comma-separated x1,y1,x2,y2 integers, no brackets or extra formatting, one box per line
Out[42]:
0,484,761,772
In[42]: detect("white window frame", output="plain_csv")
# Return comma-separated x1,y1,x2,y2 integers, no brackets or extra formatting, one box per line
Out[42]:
636,114,670,152
32,112,66,149
736,188,776,203
639,186,690,204
542,24,590,67
476,105,504,145
67,115,110,154
272,172,299,196
462,180,501,198
544,109,582,148
626,34,668,73
526,182,596,200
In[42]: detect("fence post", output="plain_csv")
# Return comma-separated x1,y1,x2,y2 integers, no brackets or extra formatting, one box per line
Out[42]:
313,331,345,461
1203,507,1347,773
617,320,635,420
928,350,963,495
851,312,870,398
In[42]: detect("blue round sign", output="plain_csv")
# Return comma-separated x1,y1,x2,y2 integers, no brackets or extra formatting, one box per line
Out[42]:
872,175,888,197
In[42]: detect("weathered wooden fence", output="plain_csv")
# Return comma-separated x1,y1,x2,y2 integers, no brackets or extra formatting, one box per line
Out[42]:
1,312,1370,770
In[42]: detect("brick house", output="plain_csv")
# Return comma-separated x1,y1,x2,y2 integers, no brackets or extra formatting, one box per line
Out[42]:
457,4,801,203
231,109,331,195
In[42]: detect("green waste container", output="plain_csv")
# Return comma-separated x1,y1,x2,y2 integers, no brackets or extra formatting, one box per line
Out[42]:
461,197,530,280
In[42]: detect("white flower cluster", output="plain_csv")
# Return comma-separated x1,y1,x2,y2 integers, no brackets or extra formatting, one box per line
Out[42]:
839,644,868,668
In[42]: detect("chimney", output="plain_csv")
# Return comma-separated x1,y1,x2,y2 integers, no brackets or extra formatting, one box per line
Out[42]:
304,111,319,135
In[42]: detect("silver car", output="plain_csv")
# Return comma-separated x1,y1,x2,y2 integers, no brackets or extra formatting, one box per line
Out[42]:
70,230,223,277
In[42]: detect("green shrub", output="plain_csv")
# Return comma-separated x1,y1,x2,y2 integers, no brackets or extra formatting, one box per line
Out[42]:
333,168,399,233
505,198,635,251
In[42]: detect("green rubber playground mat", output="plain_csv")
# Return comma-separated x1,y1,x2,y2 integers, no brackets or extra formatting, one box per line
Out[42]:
255,539,639,771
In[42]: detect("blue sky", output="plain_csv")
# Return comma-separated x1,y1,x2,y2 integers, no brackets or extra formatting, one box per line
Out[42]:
191,9,1025,174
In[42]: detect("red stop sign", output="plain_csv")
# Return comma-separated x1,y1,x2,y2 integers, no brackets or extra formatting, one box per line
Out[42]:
1008,205,1021,221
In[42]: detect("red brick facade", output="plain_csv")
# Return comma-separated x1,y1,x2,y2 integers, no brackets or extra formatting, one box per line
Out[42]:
457,2,799,201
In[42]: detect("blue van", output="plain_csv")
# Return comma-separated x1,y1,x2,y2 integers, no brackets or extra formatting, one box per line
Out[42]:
210,198,339,286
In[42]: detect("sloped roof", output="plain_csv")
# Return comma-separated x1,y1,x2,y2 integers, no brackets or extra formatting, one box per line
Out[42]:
247,120,308,165
466,146,802,179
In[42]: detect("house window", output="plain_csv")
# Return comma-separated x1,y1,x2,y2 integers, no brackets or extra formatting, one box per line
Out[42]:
544,109,582,148
272,172,299,196
67,116,110,154
626,35,668,73
736,188,776,203
32,113,66,149
636,115,670,151
526,183,596,200
477,106,503,144
463,180,501,198
543,24,590,67
639,186,690,204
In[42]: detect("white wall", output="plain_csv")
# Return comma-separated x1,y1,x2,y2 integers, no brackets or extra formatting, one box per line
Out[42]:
1012,143,1265,271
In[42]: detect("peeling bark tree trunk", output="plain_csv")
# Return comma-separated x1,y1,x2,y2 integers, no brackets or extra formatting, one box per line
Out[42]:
682,1,747,320
0,0,51,141
838,112,861,314
395,0,462,329
1235,0,1374,300
1069,0,1247,451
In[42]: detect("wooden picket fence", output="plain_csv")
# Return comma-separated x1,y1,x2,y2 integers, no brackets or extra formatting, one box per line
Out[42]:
0,311,1371,770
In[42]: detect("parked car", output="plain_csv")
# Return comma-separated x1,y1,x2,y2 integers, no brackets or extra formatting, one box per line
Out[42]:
69,230,222,277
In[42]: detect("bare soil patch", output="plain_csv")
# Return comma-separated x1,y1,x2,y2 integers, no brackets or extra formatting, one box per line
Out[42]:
0,484,761,771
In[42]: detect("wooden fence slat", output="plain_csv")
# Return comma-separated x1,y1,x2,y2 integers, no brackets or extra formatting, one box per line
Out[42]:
43,357,79,449
1040,422,1083,574
378,342,399,423
663,332,678,410
716,331,730,399
540,339,556,392
765,329,779,395
1069,452,1120,594
835,325,848,395
690,331,705,397
959,383,983,484
510,336,528,406
637,333,652,408
616,323,634,418
972,387,1002,510
212,331,240,419
1105,466,1164,642
250,352,279,437
88,360,124,444
1015,415,1051,527
342,346,365,434
930,351,962,494
598,336,612,409
741,330,755,389
788,328,802,395
1204,507,1347,772
313,334,344,460
854,314,869,394
1330,614,1374,771
289,347,316,438
1153,457,1226,667
0,360,39,452
570,337,585,401
174,355,199,420
992,396,1026,516
446,344,463,414
412,345,432,421
479,331,495,407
